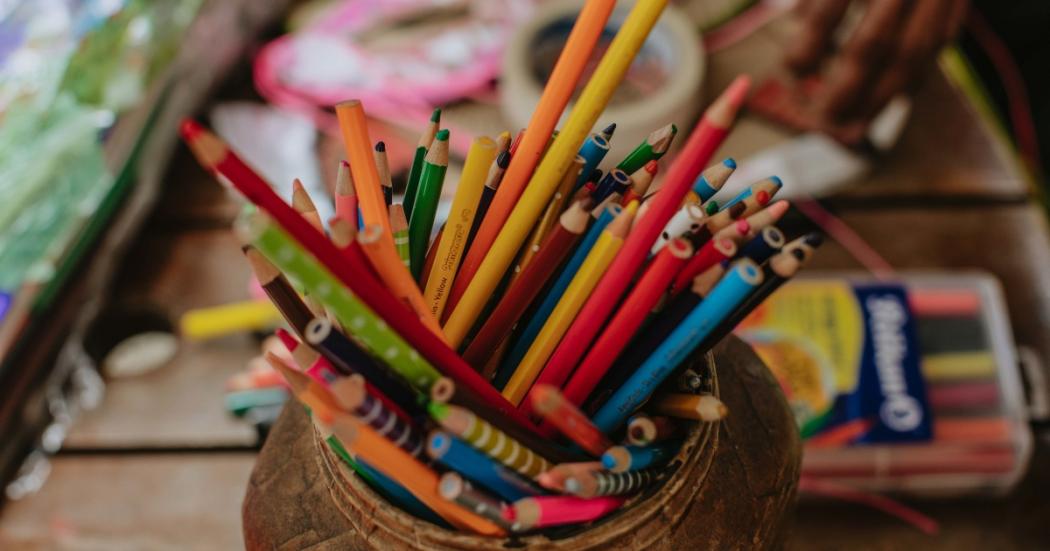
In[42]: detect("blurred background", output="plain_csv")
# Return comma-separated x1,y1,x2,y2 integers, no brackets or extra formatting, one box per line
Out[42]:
0,0,1047,548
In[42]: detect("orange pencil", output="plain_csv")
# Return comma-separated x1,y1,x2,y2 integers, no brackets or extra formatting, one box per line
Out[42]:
444,0,617,314
357,224,445,340
335,100,392,236
327,409,506,536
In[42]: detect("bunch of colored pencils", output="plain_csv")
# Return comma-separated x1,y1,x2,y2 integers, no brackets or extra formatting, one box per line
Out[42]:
181,0,821,536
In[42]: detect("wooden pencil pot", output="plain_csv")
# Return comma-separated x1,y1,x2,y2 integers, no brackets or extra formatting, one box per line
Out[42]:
242,337,801,550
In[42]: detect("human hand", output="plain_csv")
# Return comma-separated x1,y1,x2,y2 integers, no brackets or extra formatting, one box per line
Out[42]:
784,0,968,133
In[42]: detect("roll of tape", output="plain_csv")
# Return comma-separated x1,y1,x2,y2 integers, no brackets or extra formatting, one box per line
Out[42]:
500,1,705,162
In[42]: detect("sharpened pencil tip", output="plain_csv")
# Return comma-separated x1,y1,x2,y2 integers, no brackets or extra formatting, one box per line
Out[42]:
435,128,450,141
769,175,783,187
375,141,385,152
723,158,737,169
430,108,441,123
179,118,203,141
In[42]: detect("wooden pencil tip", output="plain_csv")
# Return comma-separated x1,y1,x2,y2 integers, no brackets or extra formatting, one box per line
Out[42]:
435,129,450,141
430,107,442,123
725,74,752,109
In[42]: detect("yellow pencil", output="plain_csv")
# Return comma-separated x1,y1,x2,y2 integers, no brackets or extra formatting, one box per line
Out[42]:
424,136,497,320
442,0,668,347
511,155,584,283
501,201,637,405
180,300,281,340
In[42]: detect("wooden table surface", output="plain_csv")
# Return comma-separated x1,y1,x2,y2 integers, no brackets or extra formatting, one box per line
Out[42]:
2,12,1049,550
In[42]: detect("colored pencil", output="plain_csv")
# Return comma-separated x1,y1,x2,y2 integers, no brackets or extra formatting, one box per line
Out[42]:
304,317,423,417
721,175,782,212
565,468,659,498
650,203,706,254
291,178,324,232
552,238,693,412
617,123,676,174
389,204,411,267
530,384,613,457
530,77,750,406
335,100,392,236
419,222,444,286
536,462,602,493
358,223,444,338
495,130,512,154
424,136,498,320
443,0,670,347
429,377,583,464
334,160,358,229
374,141,393,206
688,157,736,204
626,415,678,446
670,237,737,295
742,200,789,239
404,108,441,219
426,431,542,502
438,473,514,531
592,259,763,433
496,204,621,388
602,443,677,472
509,495,624,531
243,247,313,337
408,129,449,279
264,351,343,416
574,134,611,190
502,202,635,405
622,160,658,205
782,232,824,264
513,155,584,279
462,150,510,264
463,202,591,368
592,168,631,203
598,122,617,142
737,226,785,265
447,0,617,318
651,393,728,421
328,411,506,535
331,374,423,455
428,402,551,478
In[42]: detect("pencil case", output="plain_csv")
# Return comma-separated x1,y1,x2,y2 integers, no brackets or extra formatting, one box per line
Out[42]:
242,337,800,550
735,271,1034,497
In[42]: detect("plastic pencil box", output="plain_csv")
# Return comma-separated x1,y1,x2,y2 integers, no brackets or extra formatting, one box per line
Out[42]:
735,271,1034,498
242,337,800,550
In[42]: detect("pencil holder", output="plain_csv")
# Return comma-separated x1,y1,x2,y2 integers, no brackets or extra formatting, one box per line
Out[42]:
242,336,800,550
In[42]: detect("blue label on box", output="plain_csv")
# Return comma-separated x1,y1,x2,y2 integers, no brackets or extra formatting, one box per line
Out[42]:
847,284,931,442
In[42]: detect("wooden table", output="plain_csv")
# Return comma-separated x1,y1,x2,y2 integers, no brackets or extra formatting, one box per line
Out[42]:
2,12,1049,550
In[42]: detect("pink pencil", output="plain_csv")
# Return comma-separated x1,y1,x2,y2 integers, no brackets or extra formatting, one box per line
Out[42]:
507,496,625,530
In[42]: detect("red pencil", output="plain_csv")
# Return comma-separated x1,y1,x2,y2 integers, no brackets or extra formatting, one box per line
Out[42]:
180,120,539,434
543,237,693,414
531,384,613,457
526,77,750,395
462,202,591,368
670,236,737,295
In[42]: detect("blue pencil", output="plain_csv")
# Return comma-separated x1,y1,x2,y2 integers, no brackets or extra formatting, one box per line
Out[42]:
573,134,611,191
592,260,764,433
426,431,542,502
495,204,622,387
692,157,736,202
737,226,785,265
593,168,630,203
719,175,782,210
601,442,678,472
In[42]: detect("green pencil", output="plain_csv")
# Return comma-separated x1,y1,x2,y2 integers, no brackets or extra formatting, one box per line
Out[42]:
408,128,449,279
617,123,677,174
404,108,441,219
390,203,411,268
236,210,443,390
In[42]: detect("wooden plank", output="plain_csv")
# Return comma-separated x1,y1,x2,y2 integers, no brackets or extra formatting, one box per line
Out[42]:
0,453,254,549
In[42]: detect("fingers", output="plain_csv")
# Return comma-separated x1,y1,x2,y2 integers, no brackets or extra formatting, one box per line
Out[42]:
785,0,851,75
820,0,913,122
857,0,961,120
